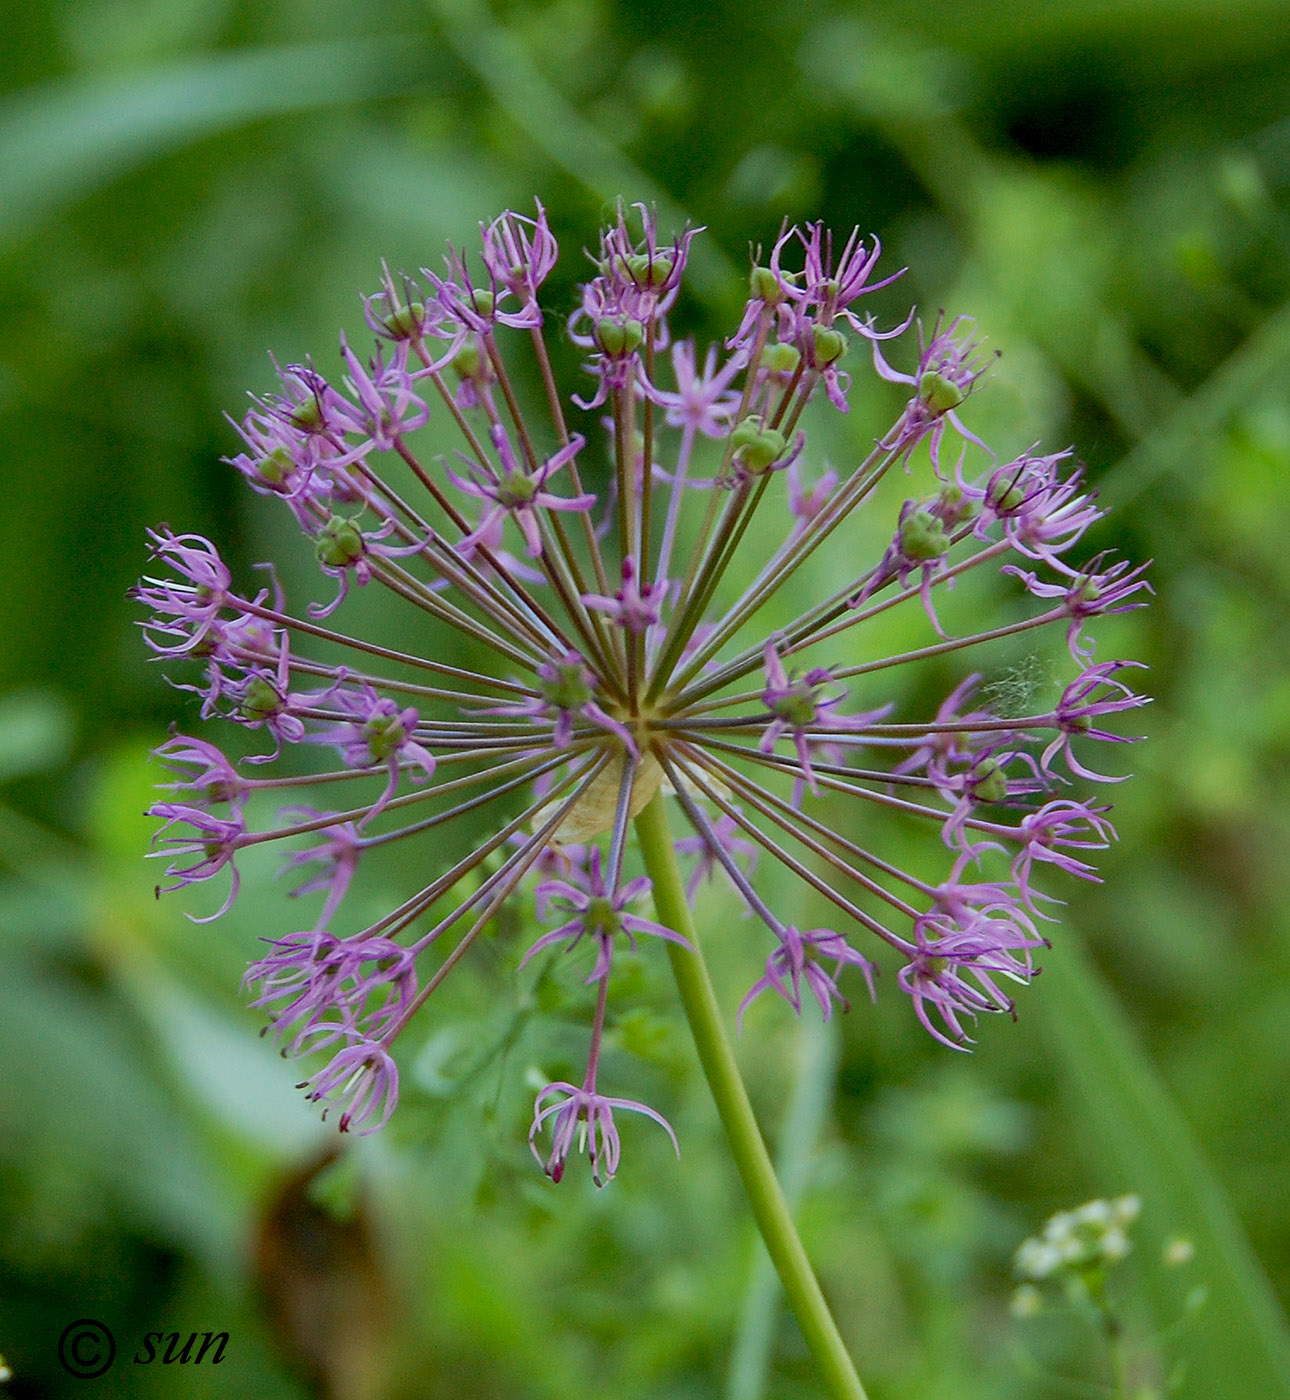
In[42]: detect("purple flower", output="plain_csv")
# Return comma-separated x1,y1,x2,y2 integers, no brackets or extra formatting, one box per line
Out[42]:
874,314,994,468
147,802,246,921
307,686,436,822
333,335,428,449
245,924,415,1054
277,810,363,927
642,340,743,438
153,733,248,808
898,914,1041,1050
926,855,1045,945
205,632,308,762
308,510,431,618
760,643,887,795
582,557,666,635
424,229,548,337
529,1080,679,1187
480,649,638,754
447,424,592,559
1005,556,1155,661
739,926,876,1029
786,460,838,535
527,849,688,983
239,359,372,510
977,449,1106,574
768,221,905,331
139,201,1147,1168
135,529,233,657
850,485,978,633
567,204,700,410
361,263,445,348
892,674,992,782
224,400,342,516
674,812,759,902
939,746,1047,853
1039,661,1150,781
591,201,698,321
301,1039,400,1134
1010,800,1117,905
451,500,548,585
479,201,559,317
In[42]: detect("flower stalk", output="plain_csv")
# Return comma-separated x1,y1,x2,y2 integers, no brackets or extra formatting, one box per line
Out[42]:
634,788,868,1400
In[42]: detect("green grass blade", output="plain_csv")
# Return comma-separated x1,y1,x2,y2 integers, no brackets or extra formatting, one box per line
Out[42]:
0,36,431,243
1038,931,1290,1398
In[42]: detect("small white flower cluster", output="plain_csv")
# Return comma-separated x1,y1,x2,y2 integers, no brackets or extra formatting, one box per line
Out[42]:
1014,1194,1142,1281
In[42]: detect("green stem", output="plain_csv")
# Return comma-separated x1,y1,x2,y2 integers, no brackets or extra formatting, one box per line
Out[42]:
1105,1325,1129,1400
728,1013,841,1400
633,788,868,1400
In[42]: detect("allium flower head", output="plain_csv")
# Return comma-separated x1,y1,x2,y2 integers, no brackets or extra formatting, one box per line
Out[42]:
138,201,1148,1181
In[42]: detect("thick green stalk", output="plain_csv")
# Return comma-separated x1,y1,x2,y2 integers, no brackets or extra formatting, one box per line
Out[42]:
633,788,868,1400
728,1013,841,1400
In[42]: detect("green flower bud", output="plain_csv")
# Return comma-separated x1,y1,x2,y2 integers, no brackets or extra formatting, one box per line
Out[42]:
749,266,784,304
811,325,848,367
384,301,426,340
899,506,950,562
935,483,978,528
315,516,366,569
594,317,645,356
1076,577,1102,606
541,661,593,712
759,342,801,375
363,711,407,762
466,288,495,318
731,416,788,474
290,396,325,432
971,757,1008,804
988,475,1026,513
583,894,623,937
918,368,966,414
626,251,674,287
452,341,482,380
239,676,281,722
258,446,294,488
496,472,538,509
770,691,819,728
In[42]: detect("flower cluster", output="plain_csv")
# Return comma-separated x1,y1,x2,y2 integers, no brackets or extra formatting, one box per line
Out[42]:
1014,1195,1142,1286
138,201,1149,1181
1009,1193,1165,1329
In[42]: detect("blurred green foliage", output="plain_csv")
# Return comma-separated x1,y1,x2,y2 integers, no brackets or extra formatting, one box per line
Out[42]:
4,0,1290,1396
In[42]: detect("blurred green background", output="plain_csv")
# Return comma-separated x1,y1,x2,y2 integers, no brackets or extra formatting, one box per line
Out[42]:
4,0,1290,1396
